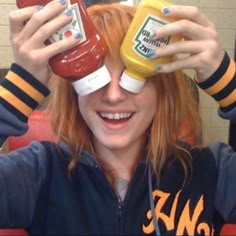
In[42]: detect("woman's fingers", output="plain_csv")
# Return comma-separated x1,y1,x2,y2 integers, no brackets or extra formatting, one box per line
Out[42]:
149,40,212,58
9,0,82,83
9,6,38,35
30,10,74,45
18,0,68,43
38,33,82,60
150,5,217,42
155,54,206,74
162,5,215,28
154,47,224,80
147,5,225,81
151,19,217,41
14,32,81,84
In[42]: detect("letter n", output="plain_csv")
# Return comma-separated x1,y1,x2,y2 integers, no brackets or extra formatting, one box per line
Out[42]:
176,195,204,235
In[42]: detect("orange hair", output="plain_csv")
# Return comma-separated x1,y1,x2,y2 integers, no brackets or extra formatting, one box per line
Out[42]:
48,3,201,184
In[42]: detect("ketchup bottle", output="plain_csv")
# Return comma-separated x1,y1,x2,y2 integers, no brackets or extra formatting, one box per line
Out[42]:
16,0,111,96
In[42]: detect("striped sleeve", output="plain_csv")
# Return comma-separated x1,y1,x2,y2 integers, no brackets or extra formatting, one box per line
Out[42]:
0,64,50,122
197,52,236,113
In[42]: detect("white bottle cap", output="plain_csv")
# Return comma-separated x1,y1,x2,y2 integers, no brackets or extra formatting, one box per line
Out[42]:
72,65,111,96
119,71,145,93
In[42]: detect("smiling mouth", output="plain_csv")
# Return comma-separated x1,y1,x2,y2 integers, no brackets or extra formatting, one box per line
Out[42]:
99,112,133,121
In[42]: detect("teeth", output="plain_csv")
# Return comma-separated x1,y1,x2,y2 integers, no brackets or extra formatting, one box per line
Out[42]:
100,112,132,120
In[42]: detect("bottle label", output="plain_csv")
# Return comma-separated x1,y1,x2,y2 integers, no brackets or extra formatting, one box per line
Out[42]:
133,14,170,58
49,1,86,43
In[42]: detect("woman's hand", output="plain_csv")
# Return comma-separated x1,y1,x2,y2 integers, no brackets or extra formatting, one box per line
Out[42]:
149,5,225,82
9,0,80,85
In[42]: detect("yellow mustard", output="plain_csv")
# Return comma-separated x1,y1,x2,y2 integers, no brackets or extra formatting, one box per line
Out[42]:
120,0,181,93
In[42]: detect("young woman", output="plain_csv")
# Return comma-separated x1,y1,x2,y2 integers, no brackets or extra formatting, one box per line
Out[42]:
0,1,235,235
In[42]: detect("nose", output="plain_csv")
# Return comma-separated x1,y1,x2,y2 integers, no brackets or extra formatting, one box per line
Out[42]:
101,76,127,104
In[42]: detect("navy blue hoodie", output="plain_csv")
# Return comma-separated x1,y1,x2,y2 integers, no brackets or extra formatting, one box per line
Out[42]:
0,52,236,235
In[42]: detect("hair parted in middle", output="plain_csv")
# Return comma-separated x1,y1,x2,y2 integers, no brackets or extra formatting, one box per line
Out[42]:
48,3,201,184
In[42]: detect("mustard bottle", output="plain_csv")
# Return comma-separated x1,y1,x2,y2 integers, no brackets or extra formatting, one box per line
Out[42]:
120,0,181,93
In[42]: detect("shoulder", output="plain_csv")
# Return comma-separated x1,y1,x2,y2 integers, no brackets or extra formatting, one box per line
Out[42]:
188,146,218,180
190,146,215,163
208,142,236,180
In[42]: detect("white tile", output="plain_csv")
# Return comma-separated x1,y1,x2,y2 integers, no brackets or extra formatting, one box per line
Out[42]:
179,0,200,7
0,5,17,25
0,46,13,68
218,30,236,50
199,90,216,108
210,108,229,128
219,0,236,9
224,49,235,59
200,8,218,26
202,127,229,144
0,26,10,46
199,0,218,8
199,107,212,126
217,9,236,29
0,0,15,3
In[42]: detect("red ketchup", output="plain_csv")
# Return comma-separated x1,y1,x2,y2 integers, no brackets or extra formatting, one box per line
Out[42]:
16,0,111,96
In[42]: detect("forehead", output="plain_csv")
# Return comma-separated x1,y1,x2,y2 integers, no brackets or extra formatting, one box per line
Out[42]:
104,55,125,71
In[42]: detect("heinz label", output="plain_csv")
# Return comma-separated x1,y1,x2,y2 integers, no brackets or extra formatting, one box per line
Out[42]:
133,14,170,58
50,1,86,43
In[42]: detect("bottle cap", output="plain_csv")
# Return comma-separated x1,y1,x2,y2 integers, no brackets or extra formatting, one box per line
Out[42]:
119,71,145,93
72,65,111,96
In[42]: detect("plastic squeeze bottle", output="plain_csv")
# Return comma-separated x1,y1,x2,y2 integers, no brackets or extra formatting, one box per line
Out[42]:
16,0,111,96
120,0,181,93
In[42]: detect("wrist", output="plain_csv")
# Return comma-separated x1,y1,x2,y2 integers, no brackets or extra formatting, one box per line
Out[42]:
0,63,50,122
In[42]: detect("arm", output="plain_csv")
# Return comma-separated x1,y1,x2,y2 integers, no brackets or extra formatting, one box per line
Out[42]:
197,52,236,120
198,53,236,222
0,0,78,227
0,64,50,145
209,142,236,222
148,4,236,222
0,141,50,227
1,0,80,144
0,61,52,227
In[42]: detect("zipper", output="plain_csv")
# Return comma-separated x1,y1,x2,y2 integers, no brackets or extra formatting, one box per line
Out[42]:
93,163,145,235
93,163,125,234
116,164,145,234
117,199,123,235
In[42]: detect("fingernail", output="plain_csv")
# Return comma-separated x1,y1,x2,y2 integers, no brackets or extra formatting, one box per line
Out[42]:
60,0,66,5
75,32,82,39
156,65,162,71
37,5,44,11
147,50,156,57
65,9,73,16
162,7,170,14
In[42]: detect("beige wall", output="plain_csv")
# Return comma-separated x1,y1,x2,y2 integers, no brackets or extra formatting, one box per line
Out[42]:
0,0,235,144
133,0,236,144
170,0,236,144
0,0,16,68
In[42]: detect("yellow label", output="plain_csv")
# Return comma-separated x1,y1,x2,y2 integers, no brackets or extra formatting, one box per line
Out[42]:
120,0,180,84
133,14,170,58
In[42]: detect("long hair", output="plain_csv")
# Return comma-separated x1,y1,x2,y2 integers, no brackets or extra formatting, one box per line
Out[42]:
47,3,201,183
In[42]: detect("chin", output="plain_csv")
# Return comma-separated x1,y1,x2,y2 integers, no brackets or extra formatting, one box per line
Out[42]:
103,142,129,150
100,137,130,151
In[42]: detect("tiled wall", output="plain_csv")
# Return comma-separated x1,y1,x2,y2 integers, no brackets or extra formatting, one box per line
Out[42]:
170,0,236,144
0,0,235,144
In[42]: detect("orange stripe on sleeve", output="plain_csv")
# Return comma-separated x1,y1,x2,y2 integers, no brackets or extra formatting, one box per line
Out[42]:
205,60,236,95
0,86,33,117
218,89,236,108
5,71,45,104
